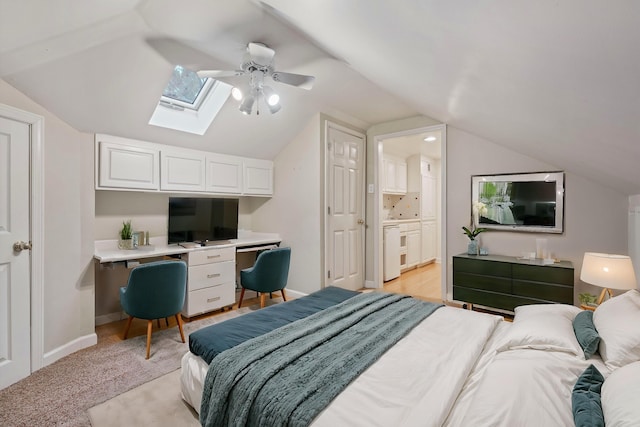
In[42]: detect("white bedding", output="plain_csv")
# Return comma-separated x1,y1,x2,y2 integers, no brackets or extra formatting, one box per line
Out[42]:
181,306,504,426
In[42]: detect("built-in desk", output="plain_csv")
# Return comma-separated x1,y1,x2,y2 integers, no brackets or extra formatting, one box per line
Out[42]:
94,231,281,323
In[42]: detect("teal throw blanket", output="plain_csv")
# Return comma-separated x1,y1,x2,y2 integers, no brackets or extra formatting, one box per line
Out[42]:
200,292,442,427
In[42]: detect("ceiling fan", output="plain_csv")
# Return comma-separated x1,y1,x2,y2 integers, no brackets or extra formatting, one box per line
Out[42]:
197,42,316,115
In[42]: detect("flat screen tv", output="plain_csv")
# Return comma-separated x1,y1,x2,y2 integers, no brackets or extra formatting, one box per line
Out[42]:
471,171,564,234
168,197,239,244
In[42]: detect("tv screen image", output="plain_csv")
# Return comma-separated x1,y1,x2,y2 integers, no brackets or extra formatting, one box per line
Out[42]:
168,197,239,244
471,172,564,234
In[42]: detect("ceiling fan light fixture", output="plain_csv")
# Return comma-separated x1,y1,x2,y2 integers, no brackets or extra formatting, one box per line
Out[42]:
239,95,255,115
267,101,282,114
262,86,280,107
231,87,243,101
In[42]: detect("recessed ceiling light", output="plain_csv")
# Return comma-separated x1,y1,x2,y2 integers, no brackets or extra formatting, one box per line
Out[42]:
424,136,437,142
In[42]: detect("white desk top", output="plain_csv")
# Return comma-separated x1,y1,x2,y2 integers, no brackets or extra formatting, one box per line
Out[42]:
94,231,281,263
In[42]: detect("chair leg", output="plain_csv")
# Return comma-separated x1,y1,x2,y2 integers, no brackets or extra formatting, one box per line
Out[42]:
259,293,266,308
165,317,169,327
238,288,246,308
281,289,287,302
176,314,185,343
123,315,134,340
156,319,161,329
146,320,153,359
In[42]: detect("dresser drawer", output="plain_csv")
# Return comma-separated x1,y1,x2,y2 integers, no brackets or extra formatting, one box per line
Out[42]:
188,246,235,266
183,282,235,316
453,257,511,278
188,260,235,292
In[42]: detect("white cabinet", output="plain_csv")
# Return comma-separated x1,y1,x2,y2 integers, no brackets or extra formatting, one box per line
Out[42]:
97,140,159,190
243,158,273,196
183,246,236,317
421,221,437,264
406,229,421,269
95,134,273,197
382,155,407,194
206,154,243,194
160,149,206,192
421,175,437,220
400,221,420,271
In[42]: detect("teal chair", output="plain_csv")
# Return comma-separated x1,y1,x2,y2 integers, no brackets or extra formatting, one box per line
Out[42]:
239,247,291,308
120,260,187,359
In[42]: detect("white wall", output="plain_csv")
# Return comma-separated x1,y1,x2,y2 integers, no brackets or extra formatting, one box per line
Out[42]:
0,79,96,362
251,115,322,295
447,127,629,301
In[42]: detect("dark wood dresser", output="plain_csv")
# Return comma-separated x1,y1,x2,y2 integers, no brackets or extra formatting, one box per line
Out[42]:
452,253,574,312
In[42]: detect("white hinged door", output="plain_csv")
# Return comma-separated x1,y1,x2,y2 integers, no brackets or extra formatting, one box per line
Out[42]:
206,154,243,194
160,149,206,192
243,158,273,196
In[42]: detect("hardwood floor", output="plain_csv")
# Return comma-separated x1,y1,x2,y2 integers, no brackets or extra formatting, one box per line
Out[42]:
382,262,442,303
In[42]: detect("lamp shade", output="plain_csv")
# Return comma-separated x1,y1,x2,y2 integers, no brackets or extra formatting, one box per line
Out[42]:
580,252,637,290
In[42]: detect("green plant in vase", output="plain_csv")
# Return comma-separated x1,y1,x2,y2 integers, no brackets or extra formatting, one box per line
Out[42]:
118,220,133,249
579,292,598,307
463,202,489,255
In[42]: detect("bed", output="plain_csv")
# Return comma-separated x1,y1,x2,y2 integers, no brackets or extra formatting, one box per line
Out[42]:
180,287,640,427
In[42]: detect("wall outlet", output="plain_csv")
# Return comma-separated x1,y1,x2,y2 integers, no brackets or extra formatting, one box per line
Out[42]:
368,184,375,193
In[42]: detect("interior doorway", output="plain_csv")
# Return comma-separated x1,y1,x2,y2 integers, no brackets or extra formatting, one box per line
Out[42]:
374,124,446,300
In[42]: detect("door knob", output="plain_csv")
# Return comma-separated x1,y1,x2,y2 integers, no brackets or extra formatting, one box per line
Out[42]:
13,241,32,252
357,219,365,225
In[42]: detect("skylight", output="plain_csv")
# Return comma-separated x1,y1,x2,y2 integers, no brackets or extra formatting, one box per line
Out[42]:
149,65,232,135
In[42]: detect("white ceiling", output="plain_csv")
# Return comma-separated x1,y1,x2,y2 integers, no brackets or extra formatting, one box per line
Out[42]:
1,0,639,194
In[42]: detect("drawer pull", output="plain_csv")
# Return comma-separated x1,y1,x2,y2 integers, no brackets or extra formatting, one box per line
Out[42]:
207,254,221,259
207,296,221,303
207,273,221,279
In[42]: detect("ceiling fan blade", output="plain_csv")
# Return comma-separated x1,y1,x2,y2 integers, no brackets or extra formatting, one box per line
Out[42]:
197,70,244,79
271,71,315,90
248,42,275,66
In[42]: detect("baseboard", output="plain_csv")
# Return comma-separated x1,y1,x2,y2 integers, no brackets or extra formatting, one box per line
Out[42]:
364,279,377,288
95,311,126,326
285,289,308,299
43,333,98,367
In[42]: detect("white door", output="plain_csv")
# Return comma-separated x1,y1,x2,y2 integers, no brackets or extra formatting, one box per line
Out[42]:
0,116,31,388
327,125,365,291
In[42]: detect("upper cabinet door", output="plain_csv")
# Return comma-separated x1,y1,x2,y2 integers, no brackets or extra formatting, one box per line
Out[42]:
160,149,206,192
206,154,243,194
98,141,159,190
243,158,273,196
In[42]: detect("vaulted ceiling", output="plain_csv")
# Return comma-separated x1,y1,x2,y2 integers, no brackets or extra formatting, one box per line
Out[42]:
1,1,639,195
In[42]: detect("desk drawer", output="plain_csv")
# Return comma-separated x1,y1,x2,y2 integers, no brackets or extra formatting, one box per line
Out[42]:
183,282,235,316
188,246,235,266
188,260,235,292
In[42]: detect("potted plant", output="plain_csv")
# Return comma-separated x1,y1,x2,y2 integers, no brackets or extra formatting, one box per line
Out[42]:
463,202,489,255
118,220,134,250
579,292,598,307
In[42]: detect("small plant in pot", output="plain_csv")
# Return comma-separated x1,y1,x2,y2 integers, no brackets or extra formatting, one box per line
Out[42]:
579,292,598,307
118,220,134,250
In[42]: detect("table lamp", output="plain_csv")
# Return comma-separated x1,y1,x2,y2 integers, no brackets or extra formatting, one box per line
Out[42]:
580,252,638,305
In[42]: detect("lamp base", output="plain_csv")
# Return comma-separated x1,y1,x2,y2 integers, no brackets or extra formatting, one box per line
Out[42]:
596,287,614,305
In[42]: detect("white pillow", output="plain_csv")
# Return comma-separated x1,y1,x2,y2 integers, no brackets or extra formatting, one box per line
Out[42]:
593,289,640,369
601,361,640,426
498,304,584,358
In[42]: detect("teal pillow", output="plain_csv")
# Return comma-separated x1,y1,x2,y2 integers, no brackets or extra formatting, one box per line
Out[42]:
573,310,600,359
572,364,605,427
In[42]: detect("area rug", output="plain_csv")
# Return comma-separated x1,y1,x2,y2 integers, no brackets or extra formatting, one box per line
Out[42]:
88,369,199,427
0,302,273,427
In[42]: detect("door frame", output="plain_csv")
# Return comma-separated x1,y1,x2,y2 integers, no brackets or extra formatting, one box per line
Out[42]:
0,103,45,373
323,119,366,289
373,124,447,298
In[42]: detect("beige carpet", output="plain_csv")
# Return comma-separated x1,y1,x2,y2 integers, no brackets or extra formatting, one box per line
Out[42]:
88,369,199,427
0,300,283,426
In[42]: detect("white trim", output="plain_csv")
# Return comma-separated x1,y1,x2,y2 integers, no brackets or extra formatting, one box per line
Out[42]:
0,104,45,372
284,288,308,299
95,311,126,326
364,279,375,289
42,333,98,367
